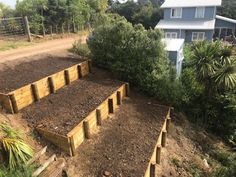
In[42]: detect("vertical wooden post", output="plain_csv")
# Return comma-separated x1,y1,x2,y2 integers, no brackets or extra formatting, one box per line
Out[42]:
48,77,55,94
67,23,70,34
125,83,130,97
50,26,53,37
42,24,45,37
88,60,92,73
72,17,76,33
161,130,167,148
69,136,76,156
83,121,91,139
61,25,64,35
55,25,58,34
170,107,174,118
166,118,171,133
31,84,40,102
64,70,71,85
24,16,32,42
156,145,161,164
108,98,114,114
96,109,102,126
117,91,122,105
9,94,18,113
150,163,156,177
77,65,82,78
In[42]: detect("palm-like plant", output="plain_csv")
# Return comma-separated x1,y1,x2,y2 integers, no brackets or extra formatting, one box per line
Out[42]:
0,124,33,170
213,57,236,91
190,41,236,93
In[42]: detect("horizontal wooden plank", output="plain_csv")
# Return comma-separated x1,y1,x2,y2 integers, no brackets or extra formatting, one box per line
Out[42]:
35,78,51,99
3,61,90,113
37,127,71,154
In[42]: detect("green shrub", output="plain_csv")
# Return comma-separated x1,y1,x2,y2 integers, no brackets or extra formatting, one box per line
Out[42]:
87,16,182,105
69,40,91,58
0,165,34,177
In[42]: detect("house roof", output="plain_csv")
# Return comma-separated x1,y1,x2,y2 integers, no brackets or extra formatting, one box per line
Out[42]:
162,39,185,52
216,15,236,24
161,0,222,8
155,19,216,30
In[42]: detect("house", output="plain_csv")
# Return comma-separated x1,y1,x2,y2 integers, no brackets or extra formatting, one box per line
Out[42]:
215,15,236,40
156,0,222,42
155,0,236,75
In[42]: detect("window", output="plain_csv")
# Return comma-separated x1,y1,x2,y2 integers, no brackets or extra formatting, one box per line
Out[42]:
192,32,205,41
165,32,178,39
171,8,182,18
195,7,205,18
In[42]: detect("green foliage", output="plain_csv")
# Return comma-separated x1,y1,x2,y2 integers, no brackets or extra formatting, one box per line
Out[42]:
218,0,236,20
0,2,13,18
0,165,34,177
12,0,109,34
0,124,33,170
110,0,162,29
181,41,236,143
69,40,91,58
212,151,236,177
87,15,182,105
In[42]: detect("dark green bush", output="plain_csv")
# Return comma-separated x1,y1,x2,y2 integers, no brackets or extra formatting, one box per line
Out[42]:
87,16,182,105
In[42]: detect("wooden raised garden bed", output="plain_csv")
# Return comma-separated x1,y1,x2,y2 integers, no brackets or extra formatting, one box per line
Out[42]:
0,60,90,113
36,83,129,156
144,106,173,177
65,91,172,177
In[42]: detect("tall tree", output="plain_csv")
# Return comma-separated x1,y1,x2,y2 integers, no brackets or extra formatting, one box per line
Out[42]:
218,0,236,19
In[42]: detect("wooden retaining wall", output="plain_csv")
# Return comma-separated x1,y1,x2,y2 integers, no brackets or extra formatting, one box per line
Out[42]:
37,83,129,156
144,107,173,177
0,60,90,114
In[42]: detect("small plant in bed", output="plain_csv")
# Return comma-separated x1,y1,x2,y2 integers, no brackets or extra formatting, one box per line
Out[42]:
0,124,34,176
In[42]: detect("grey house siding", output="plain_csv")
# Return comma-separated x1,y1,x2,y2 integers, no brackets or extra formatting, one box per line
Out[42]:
163,29,213,42
163,7,216,20
185,30,214,42
215,19,236,29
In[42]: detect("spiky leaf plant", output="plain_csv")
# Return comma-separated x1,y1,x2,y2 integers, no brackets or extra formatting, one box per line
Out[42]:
0,124,33,170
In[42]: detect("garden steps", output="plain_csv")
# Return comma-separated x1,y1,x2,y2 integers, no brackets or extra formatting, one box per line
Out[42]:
29,146,65,177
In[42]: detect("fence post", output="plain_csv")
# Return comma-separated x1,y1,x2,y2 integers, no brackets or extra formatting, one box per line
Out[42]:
24,16,32,42
50,26,53,37
61,25,64,35
55,25,58,34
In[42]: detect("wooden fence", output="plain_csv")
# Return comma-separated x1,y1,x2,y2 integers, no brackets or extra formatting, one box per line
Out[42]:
0,60,90,114
37,83,129,156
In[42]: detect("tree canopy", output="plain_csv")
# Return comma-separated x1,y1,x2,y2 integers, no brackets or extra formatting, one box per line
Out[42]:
109,0,162,29
218,0,236,19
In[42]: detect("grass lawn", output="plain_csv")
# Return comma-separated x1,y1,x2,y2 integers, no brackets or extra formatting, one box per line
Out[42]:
0,30,89,52
0,41,34,51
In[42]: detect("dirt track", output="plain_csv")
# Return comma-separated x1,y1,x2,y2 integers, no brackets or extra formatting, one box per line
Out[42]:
0,35,87,64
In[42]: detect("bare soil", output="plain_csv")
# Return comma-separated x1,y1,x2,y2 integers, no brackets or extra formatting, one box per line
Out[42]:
0,54,83,92
21,68,124,135
0,35,87,64
156,113,229,177
66,91,169,177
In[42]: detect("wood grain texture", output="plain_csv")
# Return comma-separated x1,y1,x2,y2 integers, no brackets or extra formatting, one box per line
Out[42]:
37,127,72,155
144,107,170,177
